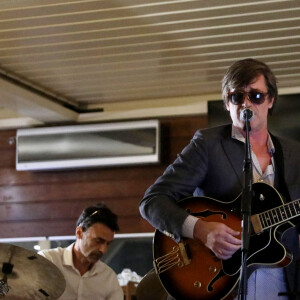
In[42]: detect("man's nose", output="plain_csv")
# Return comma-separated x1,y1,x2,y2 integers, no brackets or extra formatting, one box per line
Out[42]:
242,94,252,107
99,243,108,254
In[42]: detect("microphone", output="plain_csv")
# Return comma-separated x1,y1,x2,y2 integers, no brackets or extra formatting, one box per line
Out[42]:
240,108,254,122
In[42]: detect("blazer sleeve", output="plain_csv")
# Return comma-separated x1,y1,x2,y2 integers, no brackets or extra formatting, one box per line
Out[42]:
139,125,242,242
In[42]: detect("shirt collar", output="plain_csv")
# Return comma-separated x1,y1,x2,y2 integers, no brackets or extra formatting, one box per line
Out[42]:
63,242,99,276
63,242,75,267
231,125,275,156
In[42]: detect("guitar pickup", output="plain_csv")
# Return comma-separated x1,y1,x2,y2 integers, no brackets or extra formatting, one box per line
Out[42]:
178,242,191,266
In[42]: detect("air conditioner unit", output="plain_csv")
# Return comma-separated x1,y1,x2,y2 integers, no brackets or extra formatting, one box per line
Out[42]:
16,119,160,171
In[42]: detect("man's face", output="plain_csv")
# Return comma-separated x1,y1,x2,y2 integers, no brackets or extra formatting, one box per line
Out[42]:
225,74,274,133
76,222,114,264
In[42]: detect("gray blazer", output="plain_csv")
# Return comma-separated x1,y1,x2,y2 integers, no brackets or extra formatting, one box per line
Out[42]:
140,124,300,299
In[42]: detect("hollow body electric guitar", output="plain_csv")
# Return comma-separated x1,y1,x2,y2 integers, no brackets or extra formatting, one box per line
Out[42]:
153,182,300,300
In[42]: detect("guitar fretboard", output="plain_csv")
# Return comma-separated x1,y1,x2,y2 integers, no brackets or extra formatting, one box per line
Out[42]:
259,199,300,230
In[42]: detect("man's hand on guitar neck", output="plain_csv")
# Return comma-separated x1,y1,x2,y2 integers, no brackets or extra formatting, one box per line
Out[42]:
193,218,241,260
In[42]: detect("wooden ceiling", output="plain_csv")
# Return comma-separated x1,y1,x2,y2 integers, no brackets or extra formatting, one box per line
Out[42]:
0,0,300,128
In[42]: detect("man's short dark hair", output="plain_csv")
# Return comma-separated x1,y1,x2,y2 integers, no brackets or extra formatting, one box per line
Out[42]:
221,58,278,114
76,203,120,232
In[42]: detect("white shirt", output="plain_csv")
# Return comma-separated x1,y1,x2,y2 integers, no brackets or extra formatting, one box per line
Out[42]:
39,243,123,300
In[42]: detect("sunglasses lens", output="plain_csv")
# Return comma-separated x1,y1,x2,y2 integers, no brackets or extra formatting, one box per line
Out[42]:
248,92,266,104
230,92,244,105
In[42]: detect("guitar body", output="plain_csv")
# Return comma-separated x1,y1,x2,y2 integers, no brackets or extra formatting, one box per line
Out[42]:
153,182,294,300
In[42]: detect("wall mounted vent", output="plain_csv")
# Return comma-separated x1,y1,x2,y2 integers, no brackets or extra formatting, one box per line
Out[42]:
16,119,160,171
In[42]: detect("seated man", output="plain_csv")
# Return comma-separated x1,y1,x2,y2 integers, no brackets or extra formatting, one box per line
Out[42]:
39,203,123,300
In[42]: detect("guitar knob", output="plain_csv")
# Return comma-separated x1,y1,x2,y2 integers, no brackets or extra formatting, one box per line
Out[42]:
194,281,202,288
209,266,217,273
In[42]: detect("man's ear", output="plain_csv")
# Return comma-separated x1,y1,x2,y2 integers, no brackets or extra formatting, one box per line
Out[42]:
225,102,230,111
76,226,83,239
268,97,274,109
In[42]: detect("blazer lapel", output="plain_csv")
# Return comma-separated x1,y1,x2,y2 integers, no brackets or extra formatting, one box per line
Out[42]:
221,134,244,187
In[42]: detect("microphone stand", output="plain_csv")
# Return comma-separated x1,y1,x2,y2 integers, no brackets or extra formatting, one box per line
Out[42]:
238,116,253,300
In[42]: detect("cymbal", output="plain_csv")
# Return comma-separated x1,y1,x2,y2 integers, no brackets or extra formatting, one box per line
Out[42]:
0,243,66,300
136,268,169,300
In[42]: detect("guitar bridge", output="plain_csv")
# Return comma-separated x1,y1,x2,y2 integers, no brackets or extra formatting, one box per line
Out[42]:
154,241,191,274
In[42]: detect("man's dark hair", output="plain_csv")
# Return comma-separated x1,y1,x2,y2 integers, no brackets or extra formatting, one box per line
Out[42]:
76,203,120,232
221,58,278,114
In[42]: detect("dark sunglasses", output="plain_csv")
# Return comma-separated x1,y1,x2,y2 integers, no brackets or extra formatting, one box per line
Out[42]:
227,90,268,105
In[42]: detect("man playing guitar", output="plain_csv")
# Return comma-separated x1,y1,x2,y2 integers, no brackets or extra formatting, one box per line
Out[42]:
140,59,300,300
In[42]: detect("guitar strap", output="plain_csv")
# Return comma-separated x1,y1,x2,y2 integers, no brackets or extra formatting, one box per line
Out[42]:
270,134,291,203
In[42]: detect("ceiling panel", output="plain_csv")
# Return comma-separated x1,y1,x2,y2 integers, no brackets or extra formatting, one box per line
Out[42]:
0,0,300,127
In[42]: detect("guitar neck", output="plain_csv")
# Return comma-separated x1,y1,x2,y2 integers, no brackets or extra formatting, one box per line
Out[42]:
251,198,300,234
